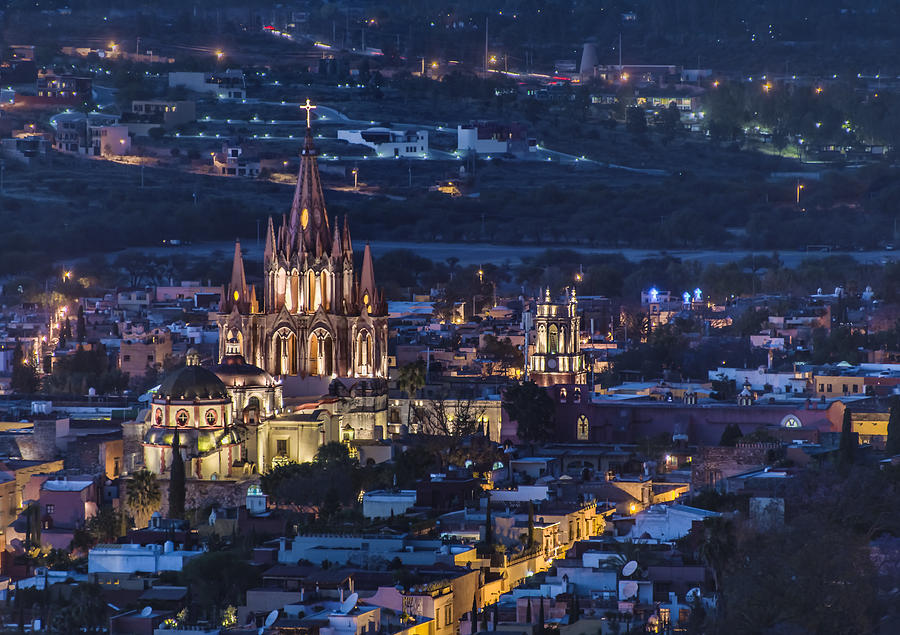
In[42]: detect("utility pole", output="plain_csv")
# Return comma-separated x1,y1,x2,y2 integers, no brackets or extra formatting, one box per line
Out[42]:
484,17,489,74
619,33,624,70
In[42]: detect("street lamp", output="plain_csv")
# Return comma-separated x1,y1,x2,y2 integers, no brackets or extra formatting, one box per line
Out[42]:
62,270,71,281
215,50,224,60
796,181,805,205
351,167,359,190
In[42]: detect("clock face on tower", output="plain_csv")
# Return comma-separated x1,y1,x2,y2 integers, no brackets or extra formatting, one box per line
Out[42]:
301,207,309,230
547,358,558,370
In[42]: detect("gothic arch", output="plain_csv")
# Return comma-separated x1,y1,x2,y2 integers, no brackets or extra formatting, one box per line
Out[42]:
549,324,559,355
576,414,589,440
356,329,373,376
308,328,334,376
273,328,297,375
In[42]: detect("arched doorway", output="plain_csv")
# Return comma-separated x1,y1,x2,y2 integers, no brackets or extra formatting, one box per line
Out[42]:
243,396,261,424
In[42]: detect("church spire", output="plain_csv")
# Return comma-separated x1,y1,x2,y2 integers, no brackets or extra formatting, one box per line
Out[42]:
288,100,330,256
358,242,377,314
342,215,353,255
331,219,342,260
263,216,276,264
228,240,248,312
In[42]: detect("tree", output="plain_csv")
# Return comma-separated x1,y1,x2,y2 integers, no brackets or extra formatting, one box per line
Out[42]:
76,304,86,342
719,423,743,447
126,469,162,528
625,106,647,134
10,341,39,394
397,361,426,425
415,396,485,440
169,428,185,519
887,397,900,456
660,101,682,138
503,381,555,448
839,407,857,468
181,550,260,626
313,441,354,469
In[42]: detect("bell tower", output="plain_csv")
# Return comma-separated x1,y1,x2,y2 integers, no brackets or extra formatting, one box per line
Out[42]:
528,287,586,387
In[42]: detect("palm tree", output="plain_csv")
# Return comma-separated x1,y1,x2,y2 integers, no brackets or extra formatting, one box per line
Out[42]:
397,361,426,428
126,469,161,528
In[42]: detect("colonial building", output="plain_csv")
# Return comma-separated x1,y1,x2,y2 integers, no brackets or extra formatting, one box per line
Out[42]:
142,350,247,480
528,288,586,387
216,126,389,386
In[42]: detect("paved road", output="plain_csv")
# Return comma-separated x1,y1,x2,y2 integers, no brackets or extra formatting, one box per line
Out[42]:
104,239,900,269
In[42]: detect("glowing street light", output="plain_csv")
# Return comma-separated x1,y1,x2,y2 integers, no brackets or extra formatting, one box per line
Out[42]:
62,270,72,281
351,167,359,190
796,181,805,205
215,50,224,60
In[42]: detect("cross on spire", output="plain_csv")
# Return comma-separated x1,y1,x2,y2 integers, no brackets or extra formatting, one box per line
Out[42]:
301,98,317,129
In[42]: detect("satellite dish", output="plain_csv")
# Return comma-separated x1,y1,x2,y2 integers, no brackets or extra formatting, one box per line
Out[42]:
264,610,279,628
686,587,701,602
622,560,638,577
341,592,359,614
140,606,153,617
621,581,638,599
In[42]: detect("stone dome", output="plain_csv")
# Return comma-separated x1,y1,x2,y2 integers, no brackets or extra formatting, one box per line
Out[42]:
156,365,229,401
213,354,276,388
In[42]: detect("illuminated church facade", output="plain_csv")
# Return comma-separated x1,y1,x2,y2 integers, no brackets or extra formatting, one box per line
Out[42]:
216,128,389,383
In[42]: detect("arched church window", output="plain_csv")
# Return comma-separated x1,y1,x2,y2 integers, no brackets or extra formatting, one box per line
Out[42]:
155,408,163,424
175,409,189,426
357,330,372,375
577,414,589,440
549,325,559,355
559,387,567,402
205,409,218,426
573,388,581,403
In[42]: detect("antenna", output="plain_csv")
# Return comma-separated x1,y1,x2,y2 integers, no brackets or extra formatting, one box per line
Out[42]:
340,592,359,614
622,560,638,577
264,610,278,628
140,606,152,617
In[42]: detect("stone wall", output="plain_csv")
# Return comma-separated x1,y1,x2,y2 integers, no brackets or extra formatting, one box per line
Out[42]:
691,444,780,491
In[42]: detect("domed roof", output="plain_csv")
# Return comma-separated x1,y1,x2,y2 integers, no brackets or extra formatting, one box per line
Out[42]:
213,354,275,388
156,364,229,401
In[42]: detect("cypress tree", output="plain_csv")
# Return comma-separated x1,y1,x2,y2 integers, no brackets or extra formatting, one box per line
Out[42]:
887,398,900,456
527,501,535,549
76,305,86,342
839,407,856,468
481,601,488,632
537,596,545,633
493,602,498,630
484,495,493,546
525,597,531,623
472,593,477,627
168,428,185,519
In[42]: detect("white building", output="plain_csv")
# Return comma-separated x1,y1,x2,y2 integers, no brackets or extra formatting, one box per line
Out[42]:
52,111,130,156
457,122,534,155
362,489,417,519
337,128,428,157
626,504,719,543
488,485,550,503
168,70,245,100
88,542,203,575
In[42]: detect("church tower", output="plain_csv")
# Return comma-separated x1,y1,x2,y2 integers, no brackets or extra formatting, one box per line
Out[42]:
528,288,586,387
217,112,388,385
